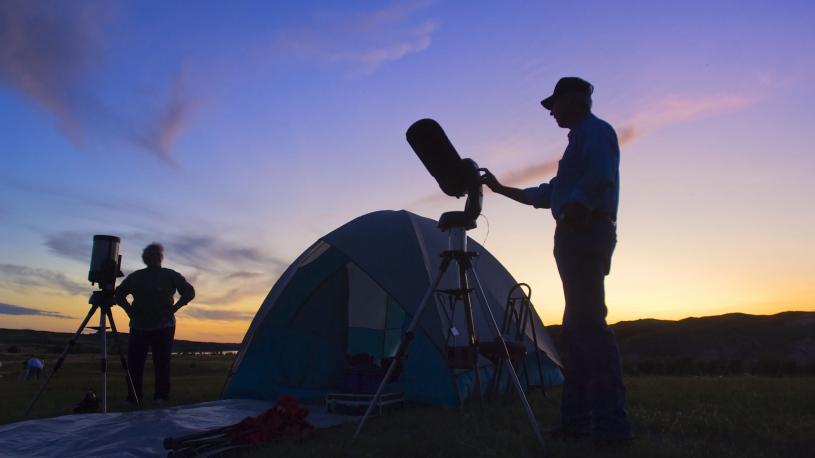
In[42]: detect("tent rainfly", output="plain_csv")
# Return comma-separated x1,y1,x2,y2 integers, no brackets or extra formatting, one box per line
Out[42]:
223,210,563,407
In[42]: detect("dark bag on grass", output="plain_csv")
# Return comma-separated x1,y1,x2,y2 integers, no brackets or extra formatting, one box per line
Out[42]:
73,388,100,413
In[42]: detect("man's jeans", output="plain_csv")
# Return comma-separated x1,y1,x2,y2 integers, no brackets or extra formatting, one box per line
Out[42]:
128,326,175,401
554,218,631,440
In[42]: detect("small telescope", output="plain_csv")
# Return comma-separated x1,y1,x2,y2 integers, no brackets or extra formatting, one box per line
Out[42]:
27,234,136,417
88,235,123,291
407,119,483,230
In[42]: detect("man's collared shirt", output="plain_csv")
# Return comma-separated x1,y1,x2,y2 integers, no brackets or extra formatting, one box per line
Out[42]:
523,113,620,220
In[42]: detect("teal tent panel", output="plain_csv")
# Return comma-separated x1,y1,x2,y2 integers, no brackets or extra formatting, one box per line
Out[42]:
322,212,446,345
223,330,345,401
224,248,350,401
288,265,348,343
347,327,384,358
383,329,401,357
266,247,349,330
391,328,460,407
386,297,406,329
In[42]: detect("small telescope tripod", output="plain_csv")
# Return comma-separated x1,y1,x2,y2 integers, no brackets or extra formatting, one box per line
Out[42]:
352,214,546,450
25,289,141,416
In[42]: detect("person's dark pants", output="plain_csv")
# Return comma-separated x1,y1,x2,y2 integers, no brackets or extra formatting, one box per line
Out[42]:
554,218,631,441
25,367,41,380
127,326,175,401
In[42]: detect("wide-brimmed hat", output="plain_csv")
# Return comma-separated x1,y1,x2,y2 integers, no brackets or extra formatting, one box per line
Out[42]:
540,77,594,110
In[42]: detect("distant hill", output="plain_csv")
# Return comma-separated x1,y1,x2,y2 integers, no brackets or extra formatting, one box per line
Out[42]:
0,328,240,355
546,311,815,375
4,311,814,375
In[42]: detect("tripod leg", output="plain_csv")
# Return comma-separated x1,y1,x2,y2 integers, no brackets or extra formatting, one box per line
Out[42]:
105,307,141,408
458,263,483,404
515,305,532,397
352,257,452,442
469,269,546,450
25,304,99,417
99,305,108,413
527,303,547,397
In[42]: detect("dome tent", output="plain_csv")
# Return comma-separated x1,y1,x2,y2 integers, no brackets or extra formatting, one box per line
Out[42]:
223,210,562,407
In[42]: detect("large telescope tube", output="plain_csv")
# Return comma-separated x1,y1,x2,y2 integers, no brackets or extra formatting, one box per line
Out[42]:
407,119,469,198
407,119,483,224
88,235,122,289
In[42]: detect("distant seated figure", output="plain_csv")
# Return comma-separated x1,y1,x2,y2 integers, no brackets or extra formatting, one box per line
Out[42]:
115,243,195,404
24,356,44,380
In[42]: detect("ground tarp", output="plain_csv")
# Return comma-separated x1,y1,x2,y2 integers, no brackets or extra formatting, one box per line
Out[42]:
0,399,355,457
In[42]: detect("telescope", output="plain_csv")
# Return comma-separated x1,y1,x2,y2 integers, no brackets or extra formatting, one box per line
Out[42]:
88,235,124,291
406,119,483,231
355,120,547,449
27,235,139,417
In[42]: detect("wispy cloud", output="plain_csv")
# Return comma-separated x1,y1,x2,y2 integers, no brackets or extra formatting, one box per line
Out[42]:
163,234,289,273
501,160,559,188
0,302,73,319
489,93,755,187
181,307,255,322
43,231,284,313
14,222,275,324
223,271,265,281
45,233,91,264
1,178,171,229
615,94,752,147
45,231,288,273
0,0,100,142
0,264,86,296
329,20,439,73
197,278,274,306
135,73,195,164
0,1,194,161
275,1,438,74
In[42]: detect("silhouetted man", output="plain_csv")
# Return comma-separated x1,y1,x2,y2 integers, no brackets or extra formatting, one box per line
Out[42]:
482,77,632,447
115,243,194,404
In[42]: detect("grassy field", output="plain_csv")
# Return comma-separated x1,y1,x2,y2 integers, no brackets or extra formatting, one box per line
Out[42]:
1,352,813,457
0,352,232,424
241,377,815,458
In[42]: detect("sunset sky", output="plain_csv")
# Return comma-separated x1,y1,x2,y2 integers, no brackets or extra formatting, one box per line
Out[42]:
1,1,813,343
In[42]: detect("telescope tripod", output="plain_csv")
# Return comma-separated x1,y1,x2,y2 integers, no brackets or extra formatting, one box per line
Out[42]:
25,290,141,417
352,222,546,450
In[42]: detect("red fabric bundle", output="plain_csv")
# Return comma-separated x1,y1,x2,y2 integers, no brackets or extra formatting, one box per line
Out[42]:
226,395,314,444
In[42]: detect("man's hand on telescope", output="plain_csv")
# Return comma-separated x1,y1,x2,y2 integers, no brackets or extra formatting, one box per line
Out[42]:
480,169,501,191
479,168,534,206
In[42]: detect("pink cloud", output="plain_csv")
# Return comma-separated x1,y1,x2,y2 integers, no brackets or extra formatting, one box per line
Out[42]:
491,93,755,187
616,94,752,146
0,1,194,162
501,159,559,188
136,74,195,163
0,0,101,142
